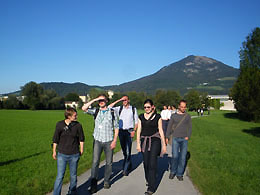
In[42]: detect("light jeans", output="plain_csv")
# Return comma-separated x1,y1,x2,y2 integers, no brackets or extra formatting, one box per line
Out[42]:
91,140,113,183
53,152,80,195
170,137,188,176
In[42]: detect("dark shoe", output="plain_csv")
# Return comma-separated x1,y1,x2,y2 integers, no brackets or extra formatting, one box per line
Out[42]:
123,171,129,176
169,173,176,180
89,178,97,194
144,191,153,195
177,176,183,181
104,182,111,189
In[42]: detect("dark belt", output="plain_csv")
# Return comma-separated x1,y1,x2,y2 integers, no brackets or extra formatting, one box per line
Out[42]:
119,128,133,131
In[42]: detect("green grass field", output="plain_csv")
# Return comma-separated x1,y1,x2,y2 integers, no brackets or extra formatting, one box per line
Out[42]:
189,111,260,195
1,110,260,194
0,110,122,195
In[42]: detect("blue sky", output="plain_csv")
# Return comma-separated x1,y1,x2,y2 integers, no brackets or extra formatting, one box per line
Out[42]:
1,0,260,94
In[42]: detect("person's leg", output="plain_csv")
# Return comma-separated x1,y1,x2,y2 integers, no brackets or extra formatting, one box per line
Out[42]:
162,120,167,136
119,130,127,171
90,140,102,193
170,137,180,175
176,138,188,177
124,130,133,174
91,140,103,180
68,153,80,195
53,153,67,195
103,141,113,185
147,138,161,193
141,138,150,184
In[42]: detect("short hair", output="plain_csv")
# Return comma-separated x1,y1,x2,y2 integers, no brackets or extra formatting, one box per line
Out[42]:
179,99,187,105
98,93,109,102
64,107,77,119
122,94,129,99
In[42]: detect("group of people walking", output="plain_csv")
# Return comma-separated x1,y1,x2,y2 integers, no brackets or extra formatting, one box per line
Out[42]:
52,94,192,195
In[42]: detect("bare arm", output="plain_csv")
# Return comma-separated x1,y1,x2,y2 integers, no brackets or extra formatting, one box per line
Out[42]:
82,97,101,112
52,143,57,160
158,118,167,154
110,128,119,149
80,142,84,155
136,119,142,152
108,96,127,108
108,97,123,108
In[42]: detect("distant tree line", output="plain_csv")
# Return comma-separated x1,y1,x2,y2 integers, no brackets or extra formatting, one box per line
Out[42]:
81,88,216,111
0,81,220,111
0,81,79,110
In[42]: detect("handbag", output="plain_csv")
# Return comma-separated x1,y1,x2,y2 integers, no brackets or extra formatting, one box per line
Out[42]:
168,113,187,145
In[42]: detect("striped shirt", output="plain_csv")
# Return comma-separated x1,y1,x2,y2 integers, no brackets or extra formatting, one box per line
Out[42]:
86,108,119,142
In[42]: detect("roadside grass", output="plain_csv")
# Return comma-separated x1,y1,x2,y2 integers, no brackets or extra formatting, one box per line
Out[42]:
188,110,260,195
0,110,122,195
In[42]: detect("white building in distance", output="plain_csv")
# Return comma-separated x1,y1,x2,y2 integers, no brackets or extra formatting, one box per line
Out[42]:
208,95,236,111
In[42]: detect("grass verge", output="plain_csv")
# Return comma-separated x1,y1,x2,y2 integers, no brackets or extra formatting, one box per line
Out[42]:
188,111,260,195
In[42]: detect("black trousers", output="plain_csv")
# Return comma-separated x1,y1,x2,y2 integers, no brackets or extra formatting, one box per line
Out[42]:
141,137,161,193
119,129,132,173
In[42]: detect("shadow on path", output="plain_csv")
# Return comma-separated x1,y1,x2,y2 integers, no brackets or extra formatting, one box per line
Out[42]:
155,154,170,191
76,152,143,194
154,151,191,192
242,127,260,138
0,151,48,166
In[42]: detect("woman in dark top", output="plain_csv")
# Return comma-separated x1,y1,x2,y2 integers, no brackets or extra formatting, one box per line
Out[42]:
137,99,167,195
52,107,85,195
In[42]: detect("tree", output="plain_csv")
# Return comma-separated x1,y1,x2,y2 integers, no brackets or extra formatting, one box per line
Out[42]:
3,94,23,109
184,90,201,111
200,92,210,109
210,99,221,110
127,91,147,109
64,92,80,101
48,97,65,110
88,88,107,100
21,81,44,110
231,27,260,121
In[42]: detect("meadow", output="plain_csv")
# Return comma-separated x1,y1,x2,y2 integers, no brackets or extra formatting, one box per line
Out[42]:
189,111,260,195
1,109,260,194
0,110,122,195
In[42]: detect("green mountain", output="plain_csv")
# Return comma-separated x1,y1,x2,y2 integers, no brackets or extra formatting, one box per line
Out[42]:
40,82,102,97
3,55,238,96
104,55,239,95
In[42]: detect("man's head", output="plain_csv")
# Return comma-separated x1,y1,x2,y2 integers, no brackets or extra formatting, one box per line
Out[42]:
64,107,77,121
122,95,130,107
178,100,187,114
163,105,167,110
98,94,108,108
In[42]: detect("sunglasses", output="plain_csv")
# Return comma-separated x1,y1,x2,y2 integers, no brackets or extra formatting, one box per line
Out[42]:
144,106,151,109
98,99,106,103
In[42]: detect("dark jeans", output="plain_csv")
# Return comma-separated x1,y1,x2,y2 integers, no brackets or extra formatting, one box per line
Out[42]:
170,137,188,176
91,140,113,183
162,120,169,136
53,152,80,195
141,137,161,193
119,129,133,173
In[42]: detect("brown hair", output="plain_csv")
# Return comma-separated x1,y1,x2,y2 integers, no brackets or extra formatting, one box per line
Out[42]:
98,93,109,102
64,107,77,119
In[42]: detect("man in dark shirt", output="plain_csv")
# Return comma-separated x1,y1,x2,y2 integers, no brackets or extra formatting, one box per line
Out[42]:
52,107,85,195
166,100,192,181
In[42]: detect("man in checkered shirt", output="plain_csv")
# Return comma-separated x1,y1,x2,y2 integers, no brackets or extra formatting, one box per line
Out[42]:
82,94,119,193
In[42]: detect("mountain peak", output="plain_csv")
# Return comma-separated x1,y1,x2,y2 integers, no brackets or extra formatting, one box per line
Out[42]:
185,55,216,66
